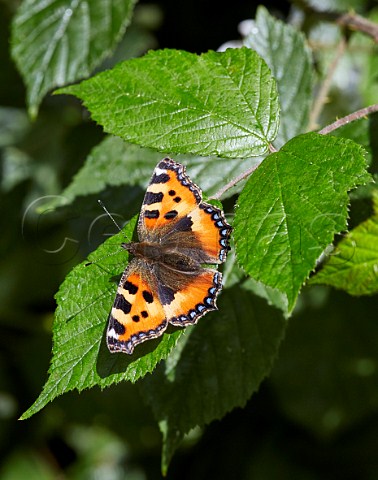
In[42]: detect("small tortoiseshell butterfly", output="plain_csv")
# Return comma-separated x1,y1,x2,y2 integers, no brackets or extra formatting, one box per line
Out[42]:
107,158,232,354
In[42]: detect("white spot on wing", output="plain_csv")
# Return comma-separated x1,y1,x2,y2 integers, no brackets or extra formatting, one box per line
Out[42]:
107,328,118,339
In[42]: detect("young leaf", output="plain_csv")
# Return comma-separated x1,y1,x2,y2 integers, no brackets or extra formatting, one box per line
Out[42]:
140,286,286,474
58,47,279,158
11,0,136,117
20,216,184,420
244,6,313,146
234,132,371,313
310,191,378,295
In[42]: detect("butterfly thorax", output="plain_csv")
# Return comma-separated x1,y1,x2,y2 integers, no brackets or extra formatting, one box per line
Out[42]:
121,241,201,273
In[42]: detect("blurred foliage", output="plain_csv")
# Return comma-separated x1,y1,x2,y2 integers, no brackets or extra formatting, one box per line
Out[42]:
1,0,378,479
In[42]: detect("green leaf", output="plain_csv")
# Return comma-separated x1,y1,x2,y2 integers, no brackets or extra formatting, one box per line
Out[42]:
44,135,260,212
234,133,371,313
58,47,279,158
1,147,33,192
242,277,288,315
0,450,57,480
45,137,162,210
310,191,378,295
11,0,136,118
20,216,184,420
244,6,313,147
140,286,286,474
0,107,30,146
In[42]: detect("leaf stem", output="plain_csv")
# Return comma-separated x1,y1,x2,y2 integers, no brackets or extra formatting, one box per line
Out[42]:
268,143,277,153
318,104,378,135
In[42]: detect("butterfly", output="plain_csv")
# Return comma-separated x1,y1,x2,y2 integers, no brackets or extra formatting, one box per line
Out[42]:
106,158,232,354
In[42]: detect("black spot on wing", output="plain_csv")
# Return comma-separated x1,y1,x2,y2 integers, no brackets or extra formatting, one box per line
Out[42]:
109,316,126,335
143,290,154,303
164,210,178,220
144,191,164,205
114,294,131,314
151,173,170,184
144,209,160,219
123,280,138,295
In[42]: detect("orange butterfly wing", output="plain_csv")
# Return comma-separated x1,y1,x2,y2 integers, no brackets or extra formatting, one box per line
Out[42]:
107,264,168,354
107,158,231,355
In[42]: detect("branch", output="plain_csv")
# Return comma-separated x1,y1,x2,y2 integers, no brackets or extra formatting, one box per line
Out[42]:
211,143,278,199
337,13,378,43
210,163,259,201
295,1,378,43
308,37,347,131
212,105,378,200
318,104,378,135
211,9,378,201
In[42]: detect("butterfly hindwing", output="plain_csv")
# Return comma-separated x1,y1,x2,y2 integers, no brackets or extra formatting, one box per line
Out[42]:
155,266,223,326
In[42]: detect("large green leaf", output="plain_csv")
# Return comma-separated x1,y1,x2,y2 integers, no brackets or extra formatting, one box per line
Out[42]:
44,137,162,211
244,6,313,147
44,136,259,212
58,47,279,158
234,133,370,313
20,216,184,420
310,190,378,295
140,286,286,474
11,0,136,117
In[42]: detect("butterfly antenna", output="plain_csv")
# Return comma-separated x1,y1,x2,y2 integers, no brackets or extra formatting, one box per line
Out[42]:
85,200,129,267
98,199,122,232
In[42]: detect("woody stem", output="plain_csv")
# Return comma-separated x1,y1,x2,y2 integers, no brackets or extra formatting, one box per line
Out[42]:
212,103,378,200
318,103,378,134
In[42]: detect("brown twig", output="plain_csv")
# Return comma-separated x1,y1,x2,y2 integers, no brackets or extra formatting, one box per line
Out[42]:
337,13,378,43
318,103,378,135
211,9,378,201
295,0,378,43
210,163,260,200
212,104,378,200
308,37,347,132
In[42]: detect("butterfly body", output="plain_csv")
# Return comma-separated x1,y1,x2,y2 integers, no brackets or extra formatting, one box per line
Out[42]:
107,158,232,355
